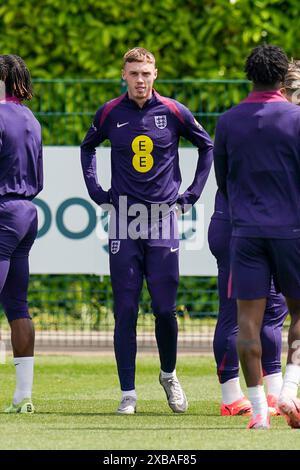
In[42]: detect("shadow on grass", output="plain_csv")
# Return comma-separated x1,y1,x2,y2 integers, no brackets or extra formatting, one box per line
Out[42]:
14,411,206,417
44,426,248,431
0,410,234,417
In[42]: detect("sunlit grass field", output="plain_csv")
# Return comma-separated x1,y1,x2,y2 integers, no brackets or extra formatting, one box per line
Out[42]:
0,354,298,450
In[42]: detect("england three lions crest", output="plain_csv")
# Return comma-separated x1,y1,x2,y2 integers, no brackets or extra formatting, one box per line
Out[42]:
154,115,167,129
111,240,120,254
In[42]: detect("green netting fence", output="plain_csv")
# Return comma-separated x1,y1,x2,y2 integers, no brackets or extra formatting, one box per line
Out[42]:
29,78,251,145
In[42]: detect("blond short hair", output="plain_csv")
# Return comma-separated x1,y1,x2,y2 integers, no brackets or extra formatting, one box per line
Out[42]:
123,47,156,66
283,59,300,95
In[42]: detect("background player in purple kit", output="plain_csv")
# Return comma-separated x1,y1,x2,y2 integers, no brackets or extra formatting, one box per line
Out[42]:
0,55,43,413
208,190,288,417
81,47,213,414
207,60,300,419
214,45,300,429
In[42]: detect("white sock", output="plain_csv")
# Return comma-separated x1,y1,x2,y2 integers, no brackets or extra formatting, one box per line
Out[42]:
221,377,244,404
280,364,300,399
13,356,34,405
264,372,283,398
122,389,137,399
248,385,268,419
160,369,176,379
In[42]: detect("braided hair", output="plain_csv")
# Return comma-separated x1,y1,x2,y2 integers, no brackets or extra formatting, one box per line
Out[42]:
0,55,33,100
245,45,289,86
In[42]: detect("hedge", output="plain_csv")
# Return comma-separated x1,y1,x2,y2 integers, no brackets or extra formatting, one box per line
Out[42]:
0,0,299,80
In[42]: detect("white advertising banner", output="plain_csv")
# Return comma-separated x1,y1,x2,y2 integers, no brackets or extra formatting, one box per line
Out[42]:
30,147,218,276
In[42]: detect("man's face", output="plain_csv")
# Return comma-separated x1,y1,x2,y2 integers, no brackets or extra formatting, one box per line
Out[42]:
122,60,157,104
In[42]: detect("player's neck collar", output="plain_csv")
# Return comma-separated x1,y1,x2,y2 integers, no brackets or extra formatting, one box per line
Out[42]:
0,95,22,104
126,91,156,109
243,89,288,103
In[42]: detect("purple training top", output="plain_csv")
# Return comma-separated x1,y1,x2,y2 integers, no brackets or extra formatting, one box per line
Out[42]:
214,90,300,238
211,189,230,221
0,96,43,199
81,90,213,209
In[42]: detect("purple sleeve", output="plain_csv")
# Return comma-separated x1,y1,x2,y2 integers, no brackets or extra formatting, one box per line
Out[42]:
0,116,3,153
37,141,43,194
80,106,111,205
176,105,213,208
213,115,228,197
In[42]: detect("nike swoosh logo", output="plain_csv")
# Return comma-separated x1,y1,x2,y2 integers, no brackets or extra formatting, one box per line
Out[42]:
117,122,129,128
14,363,20,366
170,247,179,252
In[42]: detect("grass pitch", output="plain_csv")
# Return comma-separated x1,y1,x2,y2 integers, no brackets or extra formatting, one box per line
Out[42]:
0,354,299,450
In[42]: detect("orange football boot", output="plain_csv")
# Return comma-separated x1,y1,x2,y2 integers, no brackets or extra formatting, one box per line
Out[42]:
278,396,300,428
221,396,252,416
267,394,281,416
247,413,270,429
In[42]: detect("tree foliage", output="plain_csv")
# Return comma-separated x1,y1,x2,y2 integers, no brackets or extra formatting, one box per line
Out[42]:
0,0,299,80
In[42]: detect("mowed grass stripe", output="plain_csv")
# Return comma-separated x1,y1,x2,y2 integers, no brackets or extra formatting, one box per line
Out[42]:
0,355,297,449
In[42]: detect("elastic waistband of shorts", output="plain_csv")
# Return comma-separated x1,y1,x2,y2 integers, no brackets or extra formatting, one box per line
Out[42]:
0,194,33,203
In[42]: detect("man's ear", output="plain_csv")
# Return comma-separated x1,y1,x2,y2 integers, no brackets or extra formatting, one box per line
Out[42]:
280,87,286,97
154,68,158,80
122,69,126,81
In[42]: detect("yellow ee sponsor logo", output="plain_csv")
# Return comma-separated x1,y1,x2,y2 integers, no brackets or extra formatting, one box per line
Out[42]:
131,135,154,173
